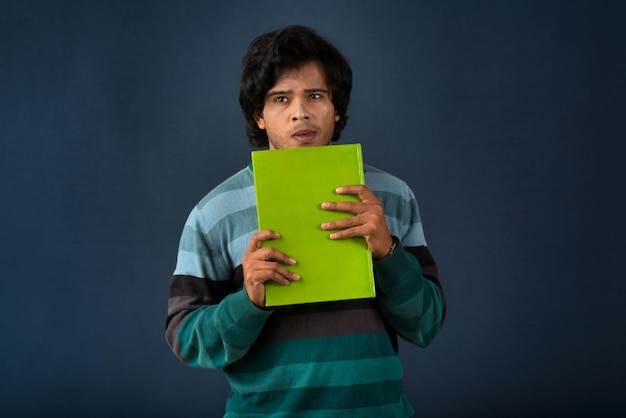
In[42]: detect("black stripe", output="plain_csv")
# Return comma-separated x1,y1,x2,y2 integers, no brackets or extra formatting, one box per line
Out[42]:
165,268,245,360
252,298,394,349
168,267,244,305
405,245,446,321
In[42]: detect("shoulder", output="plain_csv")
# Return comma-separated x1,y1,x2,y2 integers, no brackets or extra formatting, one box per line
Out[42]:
197,166,254,207
191,166,256,227
363,163,415,199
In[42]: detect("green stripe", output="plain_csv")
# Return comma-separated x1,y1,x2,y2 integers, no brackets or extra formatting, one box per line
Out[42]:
227,354,402,394
178,307,228,368
225,401,413,418
376,250,426,305
226,380,407,415
178,293,273,368
228,333,397,373
381,286,444,345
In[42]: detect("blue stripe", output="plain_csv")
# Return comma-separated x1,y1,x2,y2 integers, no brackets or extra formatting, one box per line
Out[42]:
195,185,256,229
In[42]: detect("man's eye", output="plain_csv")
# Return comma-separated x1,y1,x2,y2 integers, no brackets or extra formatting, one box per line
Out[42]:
275,96,288,103
310,93,322,99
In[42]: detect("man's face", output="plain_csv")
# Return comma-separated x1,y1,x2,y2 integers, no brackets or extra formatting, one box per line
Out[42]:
255,60,340,150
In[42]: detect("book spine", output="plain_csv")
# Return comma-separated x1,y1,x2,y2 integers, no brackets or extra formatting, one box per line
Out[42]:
355,144,365,185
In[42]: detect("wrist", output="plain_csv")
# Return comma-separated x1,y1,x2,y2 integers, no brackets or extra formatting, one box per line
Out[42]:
374,235,398,259
386,236,399,257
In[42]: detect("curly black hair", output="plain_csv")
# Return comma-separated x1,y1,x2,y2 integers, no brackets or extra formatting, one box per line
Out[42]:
239,25,353,148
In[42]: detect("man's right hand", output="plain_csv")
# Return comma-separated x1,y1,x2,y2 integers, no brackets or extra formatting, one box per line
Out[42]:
242,230,300,308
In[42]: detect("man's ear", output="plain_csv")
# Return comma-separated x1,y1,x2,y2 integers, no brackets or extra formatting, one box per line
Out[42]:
254,112,266,130
334,112,340,122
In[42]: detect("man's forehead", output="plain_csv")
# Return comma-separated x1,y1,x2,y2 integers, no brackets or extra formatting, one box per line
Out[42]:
271,61,329,88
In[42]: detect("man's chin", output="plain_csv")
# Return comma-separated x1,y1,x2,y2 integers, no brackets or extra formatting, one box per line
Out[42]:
268,135,333,150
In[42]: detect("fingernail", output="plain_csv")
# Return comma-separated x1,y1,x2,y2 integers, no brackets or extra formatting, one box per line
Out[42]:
288,258,296,265
321,223,329,229
329,233,338,239
293,274,300,280
321,202,330,209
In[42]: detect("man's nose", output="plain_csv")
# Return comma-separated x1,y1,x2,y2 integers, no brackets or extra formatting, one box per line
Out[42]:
291,99,309,120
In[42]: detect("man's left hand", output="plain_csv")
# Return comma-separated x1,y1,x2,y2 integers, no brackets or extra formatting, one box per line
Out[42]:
321,185,394,259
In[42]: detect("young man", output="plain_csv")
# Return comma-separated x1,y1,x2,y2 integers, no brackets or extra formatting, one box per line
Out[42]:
166,25,445,417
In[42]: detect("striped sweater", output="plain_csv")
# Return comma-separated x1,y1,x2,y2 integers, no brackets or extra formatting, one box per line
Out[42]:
166,163,445,417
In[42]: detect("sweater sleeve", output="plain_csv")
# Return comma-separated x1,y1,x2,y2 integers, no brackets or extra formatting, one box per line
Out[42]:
165,191,272,368
169,284,273,368
373,242,445,347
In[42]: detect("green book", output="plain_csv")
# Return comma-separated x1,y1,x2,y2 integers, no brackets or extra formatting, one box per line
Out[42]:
252,144,375,307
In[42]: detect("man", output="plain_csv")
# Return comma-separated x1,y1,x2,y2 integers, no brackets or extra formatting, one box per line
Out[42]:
166,25,445,417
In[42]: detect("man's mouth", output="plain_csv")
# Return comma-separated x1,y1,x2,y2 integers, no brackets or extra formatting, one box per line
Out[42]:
292,129,316,142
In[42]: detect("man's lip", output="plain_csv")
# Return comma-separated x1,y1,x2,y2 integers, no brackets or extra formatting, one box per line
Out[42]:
292,129,316,140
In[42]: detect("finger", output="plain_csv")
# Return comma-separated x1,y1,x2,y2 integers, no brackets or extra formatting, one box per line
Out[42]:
320,200,362,213
321,214,360,231
335,185,375,200
249,263,300,284
323,214,379,238
267,267,301,284
327,224,369,240
261,247,297,265
327,228,354,240
246,230,280,252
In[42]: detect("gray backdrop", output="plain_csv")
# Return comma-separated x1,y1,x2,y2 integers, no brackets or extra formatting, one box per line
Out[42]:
2,1,625,417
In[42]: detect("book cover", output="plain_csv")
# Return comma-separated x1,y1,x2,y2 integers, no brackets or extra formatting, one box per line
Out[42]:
251,144,375,307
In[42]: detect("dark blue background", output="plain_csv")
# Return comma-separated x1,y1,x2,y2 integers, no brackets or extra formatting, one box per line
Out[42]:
2,1,624,417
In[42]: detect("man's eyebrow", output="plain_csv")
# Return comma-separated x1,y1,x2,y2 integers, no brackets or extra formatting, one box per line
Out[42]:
266,88,331,97
305,88,331,94
267,89,291,97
